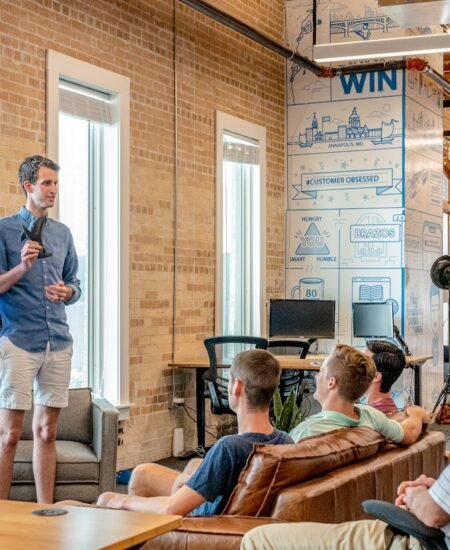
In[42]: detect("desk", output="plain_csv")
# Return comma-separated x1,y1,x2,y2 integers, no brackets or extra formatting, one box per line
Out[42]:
169,354,431,448
0,500,181,550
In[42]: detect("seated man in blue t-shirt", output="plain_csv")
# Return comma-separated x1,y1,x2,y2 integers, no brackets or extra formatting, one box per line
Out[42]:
96,349,293,516
290,344,429,446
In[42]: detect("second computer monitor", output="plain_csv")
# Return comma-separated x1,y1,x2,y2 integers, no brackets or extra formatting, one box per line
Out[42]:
269,299,335,339
352,302,394,339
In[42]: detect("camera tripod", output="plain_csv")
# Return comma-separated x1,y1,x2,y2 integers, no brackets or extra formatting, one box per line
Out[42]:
431,374,450,423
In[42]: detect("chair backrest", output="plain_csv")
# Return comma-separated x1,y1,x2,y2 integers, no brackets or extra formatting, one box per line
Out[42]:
203,336,269,415
21,387,93,445
204,336,269,384
267,339,310,358
268,339,310,402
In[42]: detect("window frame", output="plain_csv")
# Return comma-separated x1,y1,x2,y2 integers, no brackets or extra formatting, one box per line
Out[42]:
215,111,266,337
47,50,131,417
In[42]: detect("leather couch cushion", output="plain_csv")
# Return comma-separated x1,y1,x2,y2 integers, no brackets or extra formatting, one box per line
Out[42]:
13,440,99,483
21,387,92,444
147,517,283,550
224,427,386,517
269,430,445,523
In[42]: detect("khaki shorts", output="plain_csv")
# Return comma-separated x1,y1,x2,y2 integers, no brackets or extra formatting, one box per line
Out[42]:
241,520,422,550
0,336,72,410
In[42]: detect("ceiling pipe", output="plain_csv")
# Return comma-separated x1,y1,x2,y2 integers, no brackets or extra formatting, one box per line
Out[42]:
178,0,324,76
329,60,407,76
421,63,450,95
179,0,450,95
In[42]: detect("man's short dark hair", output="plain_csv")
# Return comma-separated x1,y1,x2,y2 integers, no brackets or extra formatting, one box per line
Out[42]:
367,340,406,393
230,349,281,411
327,344,376,402
18,155,60,196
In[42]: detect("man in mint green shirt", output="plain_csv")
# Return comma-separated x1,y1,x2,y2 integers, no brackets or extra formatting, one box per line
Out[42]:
290,344,429,445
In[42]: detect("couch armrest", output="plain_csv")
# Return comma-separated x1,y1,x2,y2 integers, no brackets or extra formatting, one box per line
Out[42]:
145,516,284,550
92,398,119,494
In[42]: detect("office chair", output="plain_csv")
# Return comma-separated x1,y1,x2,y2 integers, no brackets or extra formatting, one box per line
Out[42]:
362,500,447,550
267,339,310,405
203,336,269,415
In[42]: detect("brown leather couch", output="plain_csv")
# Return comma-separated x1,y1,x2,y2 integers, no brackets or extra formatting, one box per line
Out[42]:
145,427,445,550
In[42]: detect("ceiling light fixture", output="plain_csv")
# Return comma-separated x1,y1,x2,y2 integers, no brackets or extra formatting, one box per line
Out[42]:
313,33,450,63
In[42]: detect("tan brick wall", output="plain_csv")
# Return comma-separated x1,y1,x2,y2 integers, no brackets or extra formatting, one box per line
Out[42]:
0,0,285,467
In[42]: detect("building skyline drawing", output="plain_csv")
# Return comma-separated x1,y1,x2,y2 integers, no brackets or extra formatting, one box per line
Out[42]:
292,106,398,148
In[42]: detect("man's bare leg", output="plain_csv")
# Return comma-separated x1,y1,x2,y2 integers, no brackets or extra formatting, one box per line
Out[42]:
171,458,203,494
0,408,25,499
129,459,203,497
32,405,61,503
181,458,203,477
128,463,181,497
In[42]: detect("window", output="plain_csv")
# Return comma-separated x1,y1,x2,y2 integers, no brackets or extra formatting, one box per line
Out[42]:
443,212,449,347
47,51,130,414
215,112,266,347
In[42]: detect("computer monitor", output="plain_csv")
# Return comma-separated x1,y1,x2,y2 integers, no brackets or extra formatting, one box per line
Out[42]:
352,302,394,339
269,299,336,339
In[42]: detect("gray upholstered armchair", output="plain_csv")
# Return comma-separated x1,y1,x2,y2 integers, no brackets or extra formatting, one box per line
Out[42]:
11,387,119,503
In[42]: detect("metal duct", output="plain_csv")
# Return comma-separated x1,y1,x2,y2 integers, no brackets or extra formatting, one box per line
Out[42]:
179,0,450,95
178,0,324,76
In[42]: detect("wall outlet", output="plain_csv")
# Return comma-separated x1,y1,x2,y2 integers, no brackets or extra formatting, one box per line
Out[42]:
172,397,185,405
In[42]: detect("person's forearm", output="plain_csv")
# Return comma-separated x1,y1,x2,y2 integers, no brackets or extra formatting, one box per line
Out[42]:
63,284,74,303
120,495,171,514
406,486,450,528
63,280,81,305
0,263,27,294
400,413,424,445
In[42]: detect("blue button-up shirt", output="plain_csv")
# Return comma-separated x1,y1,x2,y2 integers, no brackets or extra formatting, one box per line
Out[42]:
0,207,81,352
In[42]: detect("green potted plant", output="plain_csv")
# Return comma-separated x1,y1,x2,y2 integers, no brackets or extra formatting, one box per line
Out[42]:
272,388,304,433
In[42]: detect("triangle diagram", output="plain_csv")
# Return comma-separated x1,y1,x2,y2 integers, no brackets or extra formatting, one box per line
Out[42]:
295,223,330,255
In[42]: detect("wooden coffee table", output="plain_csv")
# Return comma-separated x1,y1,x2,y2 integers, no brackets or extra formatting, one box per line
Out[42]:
0,500,181,550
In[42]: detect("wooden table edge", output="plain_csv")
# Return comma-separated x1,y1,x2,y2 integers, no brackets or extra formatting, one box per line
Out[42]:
99,514,182,550
168,354,432,369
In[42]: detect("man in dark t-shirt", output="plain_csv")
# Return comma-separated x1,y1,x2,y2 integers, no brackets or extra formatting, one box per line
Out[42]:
187,425,291,515
96,349,293,516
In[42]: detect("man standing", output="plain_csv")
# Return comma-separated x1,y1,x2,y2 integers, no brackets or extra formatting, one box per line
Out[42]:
0,155,81,503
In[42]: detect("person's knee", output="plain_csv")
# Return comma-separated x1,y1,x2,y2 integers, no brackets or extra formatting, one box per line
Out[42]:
128,463,153,494
129,463,179,497
33,422,57,444
241,525,271,550
0,427,22,451
97,492,116,507
183,458,203,476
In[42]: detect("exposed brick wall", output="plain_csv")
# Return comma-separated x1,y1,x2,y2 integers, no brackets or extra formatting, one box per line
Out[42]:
0,0,285,467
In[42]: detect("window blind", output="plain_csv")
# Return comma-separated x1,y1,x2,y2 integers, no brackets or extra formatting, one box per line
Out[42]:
59,79,114,124
223,131,259,165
